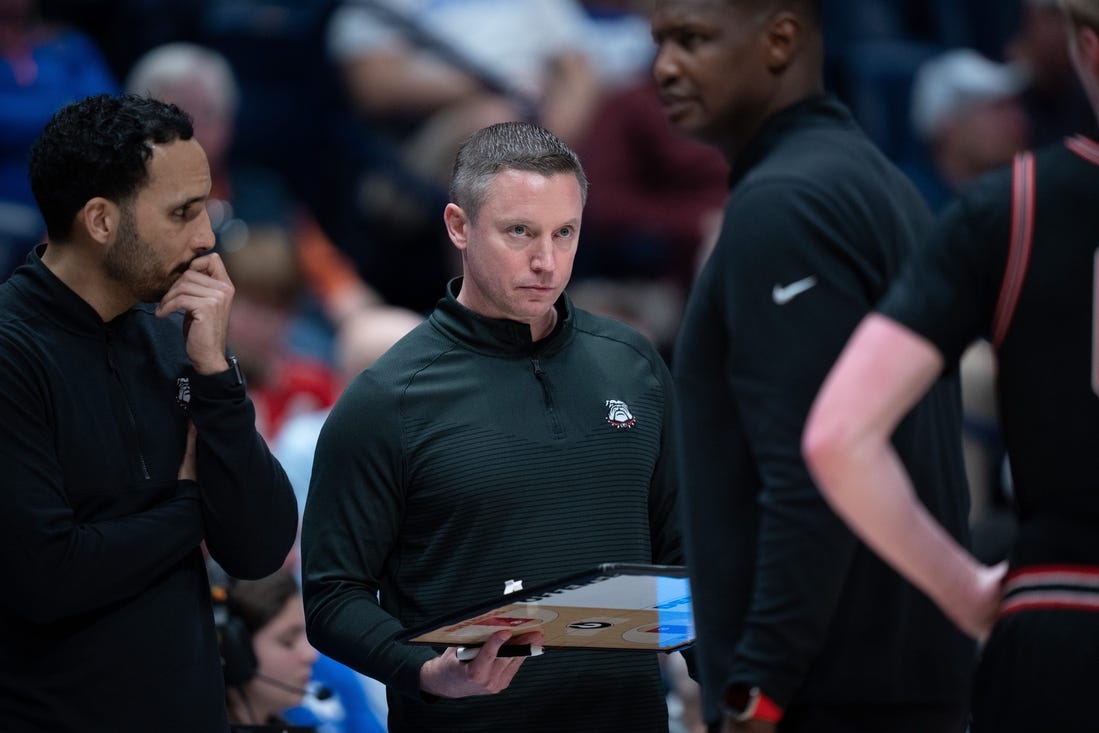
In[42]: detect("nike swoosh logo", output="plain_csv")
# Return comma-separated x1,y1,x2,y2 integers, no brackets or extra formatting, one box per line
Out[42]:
772,276,818,305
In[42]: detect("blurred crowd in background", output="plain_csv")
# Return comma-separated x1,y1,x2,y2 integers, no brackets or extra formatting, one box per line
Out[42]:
6,0,1092,360
2,0,1092,730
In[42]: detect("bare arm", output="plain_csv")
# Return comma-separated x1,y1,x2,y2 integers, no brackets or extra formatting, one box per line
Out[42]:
341,50,485,118
802,314,1005,639
538,51,603,148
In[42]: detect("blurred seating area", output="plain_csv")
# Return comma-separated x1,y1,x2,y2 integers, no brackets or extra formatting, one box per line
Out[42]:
8,0,1094,378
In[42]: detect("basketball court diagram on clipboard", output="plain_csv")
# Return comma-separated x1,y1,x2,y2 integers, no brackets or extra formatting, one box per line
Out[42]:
398,563,694,653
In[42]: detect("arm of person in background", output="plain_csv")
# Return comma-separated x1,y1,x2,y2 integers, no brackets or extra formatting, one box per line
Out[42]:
302,369,539,700
294,213,382,326
341,47,487,118
803,314,1006,640
327,4,485,119
539,51,603,149
157,252,298,579
0,343,205,624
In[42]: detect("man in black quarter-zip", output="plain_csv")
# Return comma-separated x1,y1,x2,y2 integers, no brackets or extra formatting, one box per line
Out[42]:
302,121,684,733
652,1,975,731
0,93,298,732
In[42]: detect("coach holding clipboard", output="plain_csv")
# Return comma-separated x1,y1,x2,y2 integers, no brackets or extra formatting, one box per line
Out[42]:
301,121,686,733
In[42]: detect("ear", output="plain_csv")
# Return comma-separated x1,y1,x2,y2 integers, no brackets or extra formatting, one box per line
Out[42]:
1076,24,1099,76
443,203,470,251
79,197,119,246
763,11,804,73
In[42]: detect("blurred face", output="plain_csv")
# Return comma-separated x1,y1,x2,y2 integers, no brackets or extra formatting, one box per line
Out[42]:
243,595,317,716
103,139,214,302
1019,4,1075,87
226,296,292,384
651,0,772,149
446,169,582,341
954,97,1030,173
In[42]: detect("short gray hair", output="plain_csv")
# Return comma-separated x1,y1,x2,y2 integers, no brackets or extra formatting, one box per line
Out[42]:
125,42,240,118
449,121,588,221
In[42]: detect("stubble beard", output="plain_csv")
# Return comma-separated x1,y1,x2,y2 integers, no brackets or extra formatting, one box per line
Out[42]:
103,205,181,304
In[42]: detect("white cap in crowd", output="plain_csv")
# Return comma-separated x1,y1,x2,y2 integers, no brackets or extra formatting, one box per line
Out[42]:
911,48,1029,142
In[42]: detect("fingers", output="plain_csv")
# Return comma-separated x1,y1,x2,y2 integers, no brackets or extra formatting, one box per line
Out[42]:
177,421,197,482
422,629,542,698
511,630,545,647
465,630,514,677
185,252,230,282
486,655,526,692
155,268,234,318
156,255,234,374
468,630,543,692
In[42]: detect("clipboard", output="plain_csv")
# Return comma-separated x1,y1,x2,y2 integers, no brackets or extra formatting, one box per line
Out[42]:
397,563,694,653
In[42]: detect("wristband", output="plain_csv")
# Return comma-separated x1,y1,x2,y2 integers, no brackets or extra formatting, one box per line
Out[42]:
723,683,784,723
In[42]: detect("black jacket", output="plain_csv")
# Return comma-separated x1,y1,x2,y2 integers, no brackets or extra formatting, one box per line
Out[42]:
674,95,974,722
304,280,682,732
0,246,298,732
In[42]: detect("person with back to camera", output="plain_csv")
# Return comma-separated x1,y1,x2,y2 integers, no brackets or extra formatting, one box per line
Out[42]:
301,120,685,732
0,93,298,732
803,1,1099,731
650,0,975,731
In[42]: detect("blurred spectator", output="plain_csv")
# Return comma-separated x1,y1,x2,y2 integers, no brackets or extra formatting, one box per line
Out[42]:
958,339,1017,565
909,48,1025,563
193,1,356,245
567,276,685,361
331,304,426,385
326,0,644,162
125,42,381,357
273,305,425,733
1006,0,1099,144
37,0,207,79
0,0,116,278
274,304,425,533
221,570,321,731
660,650,705,733
574,81,728,294
220,225,342,443
323,0,656,312
910,48,1030,210
285,652,388,733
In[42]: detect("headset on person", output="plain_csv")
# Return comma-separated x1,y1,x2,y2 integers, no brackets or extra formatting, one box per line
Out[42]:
213,579,332,701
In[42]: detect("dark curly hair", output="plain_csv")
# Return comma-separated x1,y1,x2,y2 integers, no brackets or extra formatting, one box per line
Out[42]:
28,93,194,241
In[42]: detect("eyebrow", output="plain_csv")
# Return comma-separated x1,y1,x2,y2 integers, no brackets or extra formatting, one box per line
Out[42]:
172,194,208,211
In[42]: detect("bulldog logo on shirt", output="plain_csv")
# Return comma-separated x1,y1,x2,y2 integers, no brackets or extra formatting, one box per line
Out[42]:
605,399,635,429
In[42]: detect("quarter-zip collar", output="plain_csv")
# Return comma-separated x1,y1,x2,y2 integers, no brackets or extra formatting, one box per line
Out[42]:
729,93,857,188
429,277,575,357
11,244,141,334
